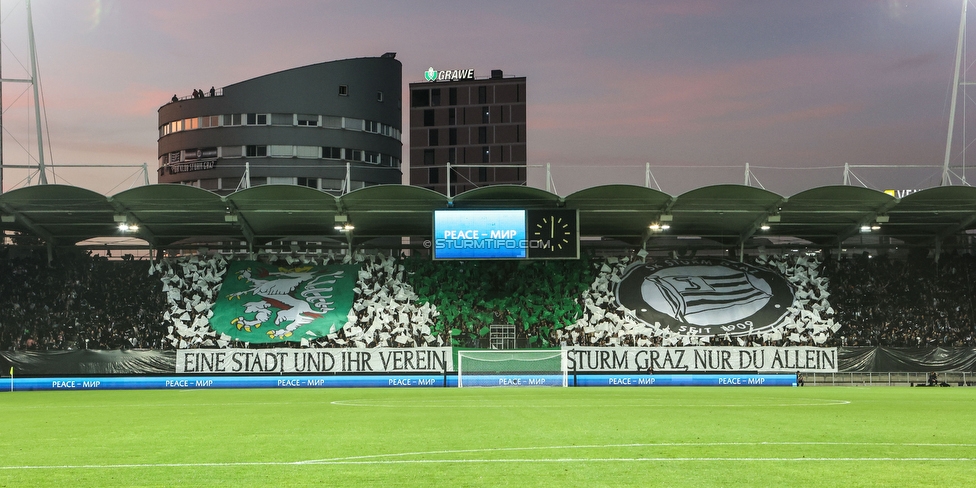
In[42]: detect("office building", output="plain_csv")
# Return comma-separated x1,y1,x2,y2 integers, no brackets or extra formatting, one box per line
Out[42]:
409,69,526,195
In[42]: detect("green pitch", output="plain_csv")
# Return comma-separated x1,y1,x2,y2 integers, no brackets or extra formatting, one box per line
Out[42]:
1,386,974,487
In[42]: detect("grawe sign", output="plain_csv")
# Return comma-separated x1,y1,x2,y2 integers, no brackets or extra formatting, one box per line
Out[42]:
424,67,475,82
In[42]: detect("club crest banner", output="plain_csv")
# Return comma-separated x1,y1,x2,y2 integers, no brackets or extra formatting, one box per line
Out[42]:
615,258,794,337
209,261,358,343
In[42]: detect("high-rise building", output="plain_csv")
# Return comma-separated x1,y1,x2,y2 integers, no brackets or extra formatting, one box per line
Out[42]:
158,55,402,195
408,69,526,195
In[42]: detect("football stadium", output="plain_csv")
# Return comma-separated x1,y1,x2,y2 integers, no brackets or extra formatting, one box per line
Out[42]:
2,1,976,485
1,183,975,486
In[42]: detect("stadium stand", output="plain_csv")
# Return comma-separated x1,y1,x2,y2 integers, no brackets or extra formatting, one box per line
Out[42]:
824,251,976,347
1,247,974,350
0,248,165,350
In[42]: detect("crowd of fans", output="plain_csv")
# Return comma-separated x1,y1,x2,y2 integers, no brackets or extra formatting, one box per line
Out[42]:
823,251,976,347
0,246,974,350
0,248,166,351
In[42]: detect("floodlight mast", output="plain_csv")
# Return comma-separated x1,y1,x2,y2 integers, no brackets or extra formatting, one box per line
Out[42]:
943,0,968,186
0,0,48,190
26,0,46,185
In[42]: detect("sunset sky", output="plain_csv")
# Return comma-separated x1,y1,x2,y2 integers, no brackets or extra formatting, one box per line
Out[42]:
0,0,971,196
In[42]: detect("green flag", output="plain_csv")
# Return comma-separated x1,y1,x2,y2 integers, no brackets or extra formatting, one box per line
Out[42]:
209,261,359,343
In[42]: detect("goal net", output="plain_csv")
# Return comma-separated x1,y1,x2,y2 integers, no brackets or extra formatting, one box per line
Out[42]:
457,350,568,387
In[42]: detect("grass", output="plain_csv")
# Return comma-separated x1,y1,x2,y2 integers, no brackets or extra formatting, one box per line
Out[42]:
1,386,974,487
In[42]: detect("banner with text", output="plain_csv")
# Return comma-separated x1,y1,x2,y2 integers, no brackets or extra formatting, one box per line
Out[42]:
563,346,838,373
177,347,453,374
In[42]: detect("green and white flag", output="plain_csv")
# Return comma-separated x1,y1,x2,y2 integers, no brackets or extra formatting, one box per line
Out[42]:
209,261,358,343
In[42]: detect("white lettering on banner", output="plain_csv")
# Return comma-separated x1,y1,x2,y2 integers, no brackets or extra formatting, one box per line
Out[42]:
562,346,837,373
177,347,453,374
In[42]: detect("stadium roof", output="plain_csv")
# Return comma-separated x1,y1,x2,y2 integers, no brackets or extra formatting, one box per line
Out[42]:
1,183,975,250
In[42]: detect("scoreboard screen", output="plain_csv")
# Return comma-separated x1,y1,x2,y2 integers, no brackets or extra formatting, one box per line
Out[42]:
433,209,579,260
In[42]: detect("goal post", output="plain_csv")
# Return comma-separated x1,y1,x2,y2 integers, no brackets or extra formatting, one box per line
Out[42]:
457,350,568,387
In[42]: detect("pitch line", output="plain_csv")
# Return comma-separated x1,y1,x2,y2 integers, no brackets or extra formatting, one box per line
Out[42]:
3,442,974,471
301,441,976,463
5,401,345,410
2,457,974,470
328,399,852,408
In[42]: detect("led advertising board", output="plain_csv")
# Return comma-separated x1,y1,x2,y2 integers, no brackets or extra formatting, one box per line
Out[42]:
433,209,579,260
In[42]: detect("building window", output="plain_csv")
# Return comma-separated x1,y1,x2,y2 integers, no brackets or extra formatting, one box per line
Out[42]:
323,146,341,159
322,116,342,129
482,146,489,163
270,113,292,125
297,114,318,126
343,117,363,130
296,146,318,158
423,149,434,165
246,145,268,157
479,167,488,182
412,89,429,107
431,88,441,106
297,177,318,189
222,146,243,158
224,114,242,126
338,85,348,96
448,148,456,163
478,86,487,104
377,91,384,102
365,120,380,133
449,87,457,106
246,113,268,125
428,129,439,146
344,148,362,161
321,179,344,191
478,126,487,144
449,128,457,146
424,110,435,127
482,106,490,123
269,145,292,157
449,108,456,126
429,168,439,184
364,151,380,164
